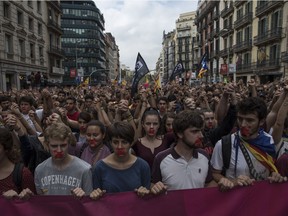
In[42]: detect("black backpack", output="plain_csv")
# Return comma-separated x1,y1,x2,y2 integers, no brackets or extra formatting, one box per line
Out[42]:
12,163,24,193
221,134,232,175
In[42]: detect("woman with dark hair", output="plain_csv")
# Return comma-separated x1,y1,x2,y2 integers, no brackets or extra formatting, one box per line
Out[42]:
0,128,36,199
160,112,176,135
71,120,111,166
74,111,92,143
132,107,175,170
90,121,150,199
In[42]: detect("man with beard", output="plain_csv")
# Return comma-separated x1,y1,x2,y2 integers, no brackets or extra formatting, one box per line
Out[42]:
150,110,215,195
211,97,287,191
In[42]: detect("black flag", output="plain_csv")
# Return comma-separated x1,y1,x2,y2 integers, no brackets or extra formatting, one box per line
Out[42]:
131,53,150,97
169,60,185,81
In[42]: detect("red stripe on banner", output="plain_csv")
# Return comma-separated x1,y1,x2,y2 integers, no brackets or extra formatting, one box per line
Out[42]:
1,181,288,216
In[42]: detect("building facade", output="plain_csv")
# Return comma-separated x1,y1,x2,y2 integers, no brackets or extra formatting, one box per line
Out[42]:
195,0,288,83
175,11,198,73
105,32,119,82
61,0,106,85
0,0,64,91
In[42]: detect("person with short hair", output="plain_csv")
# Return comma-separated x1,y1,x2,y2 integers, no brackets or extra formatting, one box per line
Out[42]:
90,122,150,199
34,123,93,197
211,97,287,191
151,110,215,195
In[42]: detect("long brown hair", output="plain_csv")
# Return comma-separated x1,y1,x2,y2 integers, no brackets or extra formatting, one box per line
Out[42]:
0,128,21,163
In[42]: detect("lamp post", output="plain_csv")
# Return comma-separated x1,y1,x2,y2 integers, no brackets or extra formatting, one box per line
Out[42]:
89,69,109,86
75,40,78,76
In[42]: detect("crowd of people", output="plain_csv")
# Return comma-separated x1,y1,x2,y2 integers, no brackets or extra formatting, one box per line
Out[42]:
0,77,288,201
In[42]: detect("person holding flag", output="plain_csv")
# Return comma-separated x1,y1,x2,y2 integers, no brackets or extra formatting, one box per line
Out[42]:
169,60,185,82
131,53,150,98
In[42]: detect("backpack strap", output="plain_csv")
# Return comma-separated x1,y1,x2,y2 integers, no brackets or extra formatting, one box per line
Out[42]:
221,134,232,175
12,163,24,193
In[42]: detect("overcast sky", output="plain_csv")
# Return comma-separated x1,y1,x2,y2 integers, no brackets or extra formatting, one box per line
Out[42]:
94,0,198,71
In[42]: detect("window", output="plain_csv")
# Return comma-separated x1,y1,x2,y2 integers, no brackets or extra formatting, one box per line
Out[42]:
29,17,34,31
30,43,35,59
244,26,251,41
38,23,42,35
17,11,24,25
270,44,280,61
28,0,33,8
19,39,25,58
48,9,52,20
236,30,243,43
39,46,44,65
271,10,282,29
4,2,10,19
37,0,41,13
39,46,43,57
5,34,13,53
259,18,267,35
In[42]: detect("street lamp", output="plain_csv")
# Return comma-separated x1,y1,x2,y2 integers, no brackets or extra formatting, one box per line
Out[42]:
89,69,109,86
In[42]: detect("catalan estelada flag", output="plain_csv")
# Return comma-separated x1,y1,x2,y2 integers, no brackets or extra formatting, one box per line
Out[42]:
84,77,89,85
154,73,161,93
197,53,208,79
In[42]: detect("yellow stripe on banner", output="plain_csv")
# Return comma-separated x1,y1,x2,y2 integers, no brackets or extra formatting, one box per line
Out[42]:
241,139,278,173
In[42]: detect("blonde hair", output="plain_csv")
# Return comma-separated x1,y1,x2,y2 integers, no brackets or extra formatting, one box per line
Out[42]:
44,123,76,146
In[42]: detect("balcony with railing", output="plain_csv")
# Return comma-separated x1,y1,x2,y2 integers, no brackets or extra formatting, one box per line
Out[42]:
6,53,14,60
236,62,255,73
221,3,234,18
233,39,252,53
254,27,283,46
48,46,65,57
177,26,191,31
48,1,62,13
194,40,202,49
197,1,218,20
235,0,247,7
282,51,288,63
47,19,63,35
234,12,253,30
219,47,233,57
220,26,234,37
212,10,219,20
256,58,280,70
255,0,284,17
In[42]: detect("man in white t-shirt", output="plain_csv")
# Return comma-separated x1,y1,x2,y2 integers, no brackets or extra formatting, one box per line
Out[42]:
211,97,287,191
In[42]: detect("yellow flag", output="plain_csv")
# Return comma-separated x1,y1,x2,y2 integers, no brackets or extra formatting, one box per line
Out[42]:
84,77,89,85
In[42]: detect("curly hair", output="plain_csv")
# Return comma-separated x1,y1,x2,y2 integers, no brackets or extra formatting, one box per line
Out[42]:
44,122,76,146
237,97,267,121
